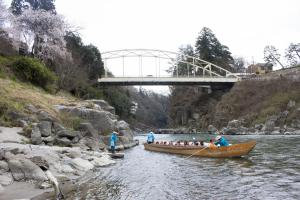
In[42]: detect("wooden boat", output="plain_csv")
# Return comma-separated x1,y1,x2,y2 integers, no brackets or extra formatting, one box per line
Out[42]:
144,141,256,158
108,152,125,159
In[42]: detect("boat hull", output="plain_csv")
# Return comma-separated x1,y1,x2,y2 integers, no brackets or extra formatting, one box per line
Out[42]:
144,141,256,158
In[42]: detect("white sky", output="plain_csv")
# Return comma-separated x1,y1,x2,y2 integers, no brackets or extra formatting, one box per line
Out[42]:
3,0,300,94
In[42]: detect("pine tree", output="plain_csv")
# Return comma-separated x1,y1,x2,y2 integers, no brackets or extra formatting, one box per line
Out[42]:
195,27,233,70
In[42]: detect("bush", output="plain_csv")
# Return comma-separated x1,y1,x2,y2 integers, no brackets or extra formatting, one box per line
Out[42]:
11,57,57,91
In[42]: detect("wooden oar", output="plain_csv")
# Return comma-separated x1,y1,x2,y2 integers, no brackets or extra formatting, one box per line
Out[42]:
185,147,208,159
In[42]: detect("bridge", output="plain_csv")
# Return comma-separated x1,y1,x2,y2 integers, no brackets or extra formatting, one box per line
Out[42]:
98,49,240,86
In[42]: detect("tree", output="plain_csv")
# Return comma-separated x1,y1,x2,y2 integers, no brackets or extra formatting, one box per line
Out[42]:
0,0,9,27
195,27,233,70
11,0,56,15
285,43,300,66
13,9,68,62
264,45,285,68
232,56,246,73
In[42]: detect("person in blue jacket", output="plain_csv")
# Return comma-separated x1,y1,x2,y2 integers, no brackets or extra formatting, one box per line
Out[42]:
110,130,118,153
147,131,155,144
214,135,229,147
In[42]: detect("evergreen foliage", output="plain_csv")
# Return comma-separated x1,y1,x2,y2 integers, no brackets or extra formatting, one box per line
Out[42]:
11,57,56,91
195,27,233,70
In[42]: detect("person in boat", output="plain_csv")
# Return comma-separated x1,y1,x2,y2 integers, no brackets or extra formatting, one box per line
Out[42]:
147,131,155,144
110,130,119,154
214,135,229,147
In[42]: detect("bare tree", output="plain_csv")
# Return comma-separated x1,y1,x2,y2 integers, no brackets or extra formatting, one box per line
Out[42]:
264,45,285,69
285,43,300,66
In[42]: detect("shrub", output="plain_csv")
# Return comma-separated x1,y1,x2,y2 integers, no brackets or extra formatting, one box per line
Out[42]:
10,57,57,91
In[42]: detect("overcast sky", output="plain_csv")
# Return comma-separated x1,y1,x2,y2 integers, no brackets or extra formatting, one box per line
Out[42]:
3,0,300,93
53,0,300,65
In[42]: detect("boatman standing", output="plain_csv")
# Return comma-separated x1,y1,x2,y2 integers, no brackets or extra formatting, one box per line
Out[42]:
147,131,155,144
110,130,118,154
214,135,229,147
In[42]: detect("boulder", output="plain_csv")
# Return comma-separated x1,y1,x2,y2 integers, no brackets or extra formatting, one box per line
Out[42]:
0,160,9,172
31,126,42,145
89,156,115,167
42,136,55,144
57,130,77,140
227,119,242,128
59,107,116,132
287,100,296,108
37,110,54,121
53,122,65,132
77,122,98,138
38,121,52,137
55,137,72,147
86,99,116,114
70,158,94,172
7,156,48,181
78,137,101,151
207,125,217,134
25,104,38,113
116,120,130,130
0,174,13,186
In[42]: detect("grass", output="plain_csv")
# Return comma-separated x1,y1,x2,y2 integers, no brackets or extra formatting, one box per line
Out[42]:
0,78,78,125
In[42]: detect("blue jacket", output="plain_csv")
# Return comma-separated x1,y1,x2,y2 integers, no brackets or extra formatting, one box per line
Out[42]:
147,132,155,142
110,132,117,147
214,137,229,147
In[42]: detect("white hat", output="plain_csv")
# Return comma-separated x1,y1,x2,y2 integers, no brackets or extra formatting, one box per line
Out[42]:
215,135,221,141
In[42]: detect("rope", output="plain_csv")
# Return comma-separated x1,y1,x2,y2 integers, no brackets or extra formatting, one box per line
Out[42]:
184,147,208,159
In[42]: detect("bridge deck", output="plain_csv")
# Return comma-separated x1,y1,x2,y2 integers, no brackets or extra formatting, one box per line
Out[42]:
98,77,239,86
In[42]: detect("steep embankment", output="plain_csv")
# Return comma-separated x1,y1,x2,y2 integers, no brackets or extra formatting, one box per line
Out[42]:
212,67,300,134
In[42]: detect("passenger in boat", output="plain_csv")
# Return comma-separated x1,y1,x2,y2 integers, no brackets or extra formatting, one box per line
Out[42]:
110,130,119,154
214,135,229,147
147,131,155,144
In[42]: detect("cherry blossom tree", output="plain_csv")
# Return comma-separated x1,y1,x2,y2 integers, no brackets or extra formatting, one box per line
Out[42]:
13,9,69,61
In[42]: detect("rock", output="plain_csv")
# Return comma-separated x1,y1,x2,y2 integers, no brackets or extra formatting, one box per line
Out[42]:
263,120,275,133
86,99,116,114
207,125,217,133
55,137,72,147
70,158,94,172
25,104,38,113
227,119,242,128
30,156,49,170
271,130,280,135
116,120,130,130
31,126,42,145
77,123,98,138
57,130,77,139
287,100,296,108
37,110,54,121
38,121,52,137
78,137,101,151
0,173,13,186
89,155,115,167
42,136,55,143
254,124,264,130
18,119,28,127
7,156,48,181
0,160,9,172
64,150,81,159
53,122,65,132
294,130,300,134
39,181,52,189
59,107,116,133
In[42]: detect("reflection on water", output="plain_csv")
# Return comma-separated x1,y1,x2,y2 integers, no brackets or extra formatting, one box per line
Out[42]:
69,134,300,200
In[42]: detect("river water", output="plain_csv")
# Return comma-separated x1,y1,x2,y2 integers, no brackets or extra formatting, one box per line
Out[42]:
70,134,300,200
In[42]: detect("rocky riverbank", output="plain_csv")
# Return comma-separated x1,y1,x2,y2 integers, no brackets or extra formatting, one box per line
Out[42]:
0,99,138,199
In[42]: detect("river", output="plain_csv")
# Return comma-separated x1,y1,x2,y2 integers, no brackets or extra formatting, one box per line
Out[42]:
69,134,300,200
